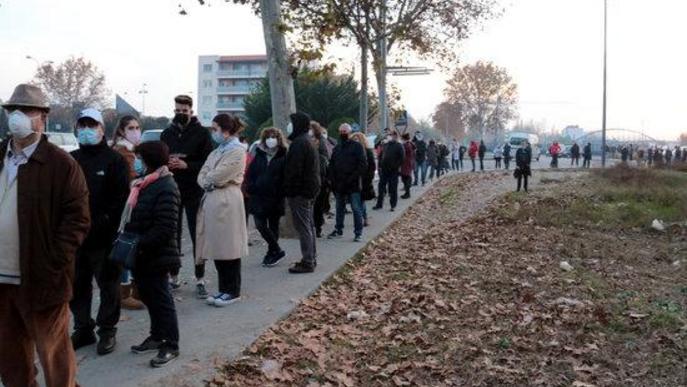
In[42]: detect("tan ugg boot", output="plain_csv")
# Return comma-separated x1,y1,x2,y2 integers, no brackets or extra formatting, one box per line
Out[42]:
121,284,145,310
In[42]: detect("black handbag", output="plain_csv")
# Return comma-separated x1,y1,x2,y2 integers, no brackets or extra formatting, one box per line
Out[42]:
513,167,522,179
109,231,140,270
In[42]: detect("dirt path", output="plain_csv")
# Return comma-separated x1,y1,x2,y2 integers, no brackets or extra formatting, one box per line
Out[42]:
208,170,602,387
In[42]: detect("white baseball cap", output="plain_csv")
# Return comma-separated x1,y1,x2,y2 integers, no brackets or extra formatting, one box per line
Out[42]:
77,108,104,126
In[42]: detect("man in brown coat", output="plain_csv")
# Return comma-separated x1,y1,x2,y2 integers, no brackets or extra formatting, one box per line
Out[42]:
0,84,91,387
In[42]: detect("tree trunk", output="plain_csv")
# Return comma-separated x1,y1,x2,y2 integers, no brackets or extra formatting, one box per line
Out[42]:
359,43,369,132
259,0,296,132
259,0,298,238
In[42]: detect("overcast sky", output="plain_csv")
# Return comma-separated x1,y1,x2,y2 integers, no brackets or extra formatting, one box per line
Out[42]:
0,0,685,140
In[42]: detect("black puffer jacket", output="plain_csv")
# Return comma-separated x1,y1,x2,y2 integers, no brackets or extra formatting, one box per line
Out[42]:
126,175,181,274
246,145,287,217
379,141,405,173
71,141,129,249
413,139,427,163
160,117,214,199
328,139,367,194
284,124,320,199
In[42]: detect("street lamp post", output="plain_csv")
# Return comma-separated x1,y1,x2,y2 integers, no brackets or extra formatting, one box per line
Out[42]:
601,0,608,167
138,83,149,116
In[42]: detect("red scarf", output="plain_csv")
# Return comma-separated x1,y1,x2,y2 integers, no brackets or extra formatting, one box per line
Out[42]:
118,166,171,231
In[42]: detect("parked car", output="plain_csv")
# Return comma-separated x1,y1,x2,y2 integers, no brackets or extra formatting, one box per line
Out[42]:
46,132,79,153
141,129,163,143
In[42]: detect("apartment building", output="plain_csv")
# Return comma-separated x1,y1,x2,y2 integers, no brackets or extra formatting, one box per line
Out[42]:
197,55,268,125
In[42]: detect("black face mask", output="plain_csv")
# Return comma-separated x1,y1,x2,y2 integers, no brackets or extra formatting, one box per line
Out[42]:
340,133,349,141
173,113,191,126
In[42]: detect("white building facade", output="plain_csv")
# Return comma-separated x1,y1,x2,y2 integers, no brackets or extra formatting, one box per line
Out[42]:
197,55,268,126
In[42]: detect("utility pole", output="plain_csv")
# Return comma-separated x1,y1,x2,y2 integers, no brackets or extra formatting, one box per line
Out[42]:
138,83,148,115
601,0,608,167
259,0,296,132
377,0,388,131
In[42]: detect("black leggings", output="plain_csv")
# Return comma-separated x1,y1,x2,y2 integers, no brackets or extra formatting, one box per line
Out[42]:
517,175,529,192
214,259,241,296
254,214,282,254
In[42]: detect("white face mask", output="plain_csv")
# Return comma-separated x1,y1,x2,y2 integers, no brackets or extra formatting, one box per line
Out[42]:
8,111,37,139
265,138,278,149
322,133,328,140
286,122,293,135
308,129,314,137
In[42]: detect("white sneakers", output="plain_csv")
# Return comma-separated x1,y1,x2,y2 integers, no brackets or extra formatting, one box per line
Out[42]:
206,293,240,307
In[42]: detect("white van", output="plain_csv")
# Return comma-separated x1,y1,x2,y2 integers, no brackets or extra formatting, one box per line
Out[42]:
506,132,540,161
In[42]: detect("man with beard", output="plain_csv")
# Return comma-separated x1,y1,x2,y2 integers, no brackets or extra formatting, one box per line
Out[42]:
160,95,214,297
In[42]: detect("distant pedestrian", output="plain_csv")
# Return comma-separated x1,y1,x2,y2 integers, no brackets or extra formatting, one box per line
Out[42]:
549,141,561,168
621,146,629,163
284,112,321,274
400,133,416,199
682,147,687,163
582,143,592,168
245,127,288,266
478,140,487,171
70,108,130,356
125,141,182,368
493,144,503,169
427,139,439,180
438,142,450,176
515,141,532,192
160,95,214,297
0,84,90,387
503,143,512,170
665,147,673,167
311,122,330,238
350,132,376,227
327,124,367,242
468,141,478,172
196,114,249,306
647,147,654,167
674,146,682,164
570,142,580,167
459,143,466,170
653,147,663,167
374,130,404,211
112,115,146,310
451,139,461,170
412,131,428,186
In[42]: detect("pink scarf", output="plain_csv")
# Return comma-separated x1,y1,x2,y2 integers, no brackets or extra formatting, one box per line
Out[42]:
118,166,171,231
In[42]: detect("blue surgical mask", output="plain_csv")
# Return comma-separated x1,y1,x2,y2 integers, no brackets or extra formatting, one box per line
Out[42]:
78,128,101,145
134,157,145,176
211,131,226,144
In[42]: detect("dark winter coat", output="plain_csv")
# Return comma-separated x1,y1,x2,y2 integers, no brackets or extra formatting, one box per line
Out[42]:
71,141,130,250
427,143,439,166
515,147,532,176
284,128,320,199
328,138,367,194
478,143,487,159
362,148,376,201
160,117,214,199
571,144,581,158
583,144,592,159
126,175,181,275
413,139,427,163
379,140,405,173
503,143,512,159
246,146,287,217
0,136,90,310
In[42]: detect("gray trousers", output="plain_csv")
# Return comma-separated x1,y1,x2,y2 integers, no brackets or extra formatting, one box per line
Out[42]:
288,196,317,264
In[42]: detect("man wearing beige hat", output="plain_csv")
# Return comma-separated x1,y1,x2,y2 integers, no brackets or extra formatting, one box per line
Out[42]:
0,84,90,387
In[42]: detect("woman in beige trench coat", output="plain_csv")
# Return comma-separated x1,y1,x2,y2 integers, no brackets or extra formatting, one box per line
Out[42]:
196,114,249,307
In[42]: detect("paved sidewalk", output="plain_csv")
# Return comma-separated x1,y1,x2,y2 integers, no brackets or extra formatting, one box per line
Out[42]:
72,181,436,387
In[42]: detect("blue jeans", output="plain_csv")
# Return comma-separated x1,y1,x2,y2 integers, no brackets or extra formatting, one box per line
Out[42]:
335,192,364,237
413,160,428,185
